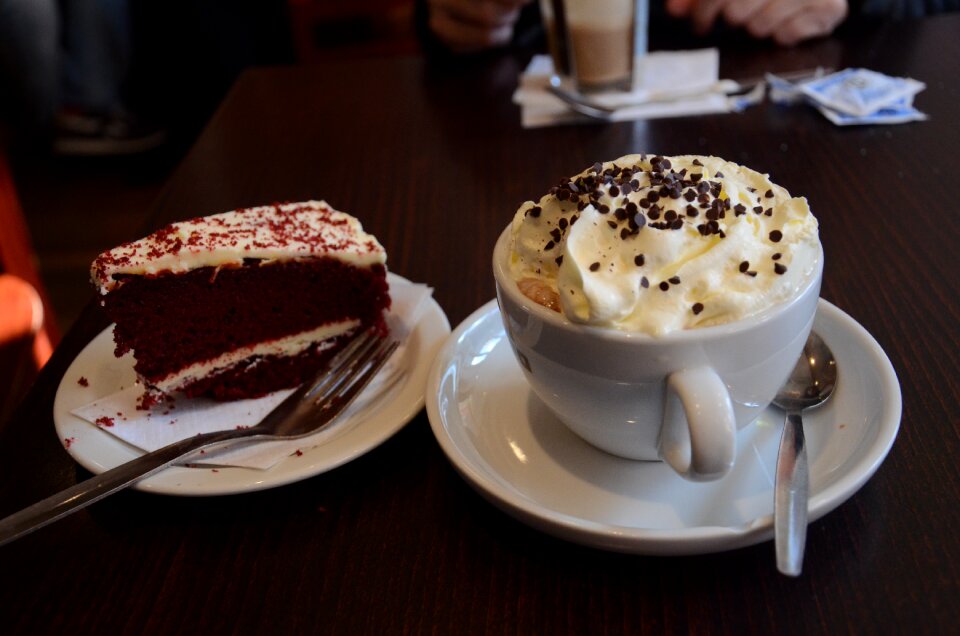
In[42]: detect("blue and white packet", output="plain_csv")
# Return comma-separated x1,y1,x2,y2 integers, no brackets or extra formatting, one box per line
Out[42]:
767,67,927,126
814,97,928,126
798,68,925,117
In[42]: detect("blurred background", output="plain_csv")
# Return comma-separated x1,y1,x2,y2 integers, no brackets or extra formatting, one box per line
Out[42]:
0,0,420,417
1,0,420,328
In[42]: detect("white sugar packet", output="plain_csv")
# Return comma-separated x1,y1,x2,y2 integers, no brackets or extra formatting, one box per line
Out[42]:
71,279,433,470
766,72,811,105
797,68,926,117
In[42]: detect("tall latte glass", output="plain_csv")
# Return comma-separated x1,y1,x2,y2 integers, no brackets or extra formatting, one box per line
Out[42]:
494,155,823,482
540,0,649,93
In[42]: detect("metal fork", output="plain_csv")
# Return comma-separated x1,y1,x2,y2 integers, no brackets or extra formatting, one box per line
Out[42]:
0,329,398,547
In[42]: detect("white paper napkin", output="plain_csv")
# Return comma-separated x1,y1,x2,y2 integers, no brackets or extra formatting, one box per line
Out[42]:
71,279,433,470
514,49,743,128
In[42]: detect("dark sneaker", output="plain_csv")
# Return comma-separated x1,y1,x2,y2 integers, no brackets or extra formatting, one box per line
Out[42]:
53,110,167,156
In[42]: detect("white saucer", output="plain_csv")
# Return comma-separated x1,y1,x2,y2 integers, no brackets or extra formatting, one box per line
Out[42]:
54,274,450,496
426,298,901,555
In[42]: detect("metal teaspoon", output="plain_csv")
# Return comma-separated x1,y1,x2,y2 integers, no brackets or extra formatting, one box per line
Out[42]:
772,331,838,576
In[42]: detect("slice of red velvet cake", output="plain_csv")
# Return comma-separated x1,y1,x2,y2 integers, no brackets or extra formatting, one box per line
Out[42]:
91,201,390,402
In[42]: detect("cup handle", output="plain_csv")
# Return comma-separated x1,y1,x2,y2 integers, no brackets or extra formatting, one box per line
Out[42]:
659,366,736,482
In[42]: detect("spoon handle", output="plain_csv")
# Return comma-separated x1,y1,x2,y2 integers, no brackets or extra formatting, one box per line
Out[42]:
775,410,809,576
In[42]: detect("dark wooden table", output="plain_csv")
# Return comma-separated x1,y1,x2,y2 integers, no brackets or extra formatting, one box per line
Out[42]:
3,14,959,634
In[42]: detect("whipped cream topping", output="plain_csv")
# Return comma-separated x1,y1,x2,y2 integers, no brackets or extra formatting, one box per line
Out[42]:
509,154,821,335
92,201,386,294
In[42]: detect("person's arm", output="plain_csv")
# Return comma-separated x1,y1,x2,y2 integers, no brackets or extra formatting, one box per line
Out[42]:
419,0,534,53
665,0,849,46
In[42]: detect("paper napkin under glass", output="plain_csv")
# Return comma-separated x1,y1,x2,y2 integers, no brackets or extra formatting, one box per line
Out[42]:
514,48,751,128
71,278,433,470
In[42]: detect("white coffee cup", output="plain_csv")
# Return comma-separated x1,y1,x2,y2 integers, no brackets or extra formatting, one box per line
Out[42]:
493,225,823,482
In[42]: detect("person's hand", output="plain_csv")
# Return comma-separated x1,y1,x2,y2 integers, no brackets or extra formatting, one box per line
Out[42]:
427,0,533,53
665,0,849,46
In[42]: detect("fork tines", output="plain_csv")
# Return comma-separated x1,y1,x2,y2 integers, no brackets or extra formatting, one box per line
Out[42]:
260,328,399,438
306,329,397,405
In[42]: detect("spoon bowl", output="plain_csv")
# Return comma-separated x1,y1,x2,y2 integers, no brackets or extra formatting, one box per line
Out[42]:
773,332,838,412
773,331,838,576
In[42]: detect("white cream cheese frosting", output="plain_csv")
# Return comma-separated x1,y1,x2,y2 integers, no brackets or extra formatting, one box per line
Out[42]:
509,154,821,335
91,200,386,294
152,319,359,393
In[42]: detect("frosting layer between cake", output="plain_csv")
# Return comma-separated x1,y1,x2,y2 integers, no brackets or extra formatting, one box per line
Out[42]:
152,319,360,393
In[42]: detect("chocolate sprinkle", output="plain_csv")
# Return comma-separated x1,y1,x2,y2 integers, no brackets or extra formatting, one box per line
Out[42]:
692,302,704,315
668,276,681,285
772,252,782,260
640,276,649,288
765,189,774,198
769,230,783,243
590,262,600,272
634,254,645,266
774,263,787,275
739,261,749,272
659,281,670,291
528,206,541,218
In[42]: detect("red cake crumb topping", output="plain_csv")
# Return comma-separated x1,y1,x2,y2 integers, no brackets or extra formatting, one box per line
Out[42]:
95,416,115,427
77,376,89,387
64,437,76,448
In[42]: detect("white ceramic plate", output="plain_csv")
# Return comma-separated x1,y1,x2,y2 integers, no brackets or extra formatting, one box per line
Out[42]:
54,274,450,496
426,298,901,555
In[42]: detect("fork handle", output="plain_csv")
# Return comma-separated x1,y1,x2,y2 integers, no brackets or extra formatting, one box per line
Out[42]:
0,426,261,547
